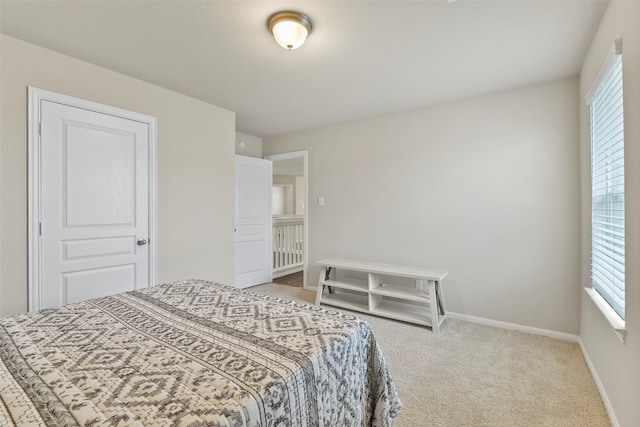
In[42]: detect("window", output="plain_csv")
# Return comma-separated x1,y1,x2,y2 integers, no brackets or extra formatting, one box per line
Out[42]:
587,39,625,337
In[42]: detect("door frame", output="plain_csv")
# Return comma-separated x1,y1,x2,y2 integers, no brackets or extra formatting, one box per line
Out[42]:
264,151,309,288
28,87,158,311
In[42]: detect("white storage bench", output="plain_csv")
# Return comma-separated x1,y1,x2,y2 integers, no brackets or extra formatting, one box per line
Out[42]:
315,258,448,333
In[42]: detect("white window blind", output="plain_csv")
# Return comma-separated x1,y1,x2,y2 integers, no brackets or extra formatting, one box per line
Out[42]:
589,52,624,320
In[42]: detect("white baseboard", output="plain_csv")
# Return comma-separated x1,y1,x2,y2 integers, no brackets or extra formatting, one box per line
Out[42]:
577,338,619,427
447,312,579,342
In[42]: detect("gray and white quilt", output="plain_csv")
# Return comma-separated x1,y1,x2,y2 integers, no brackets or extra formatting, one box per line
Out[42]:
0,279,401,426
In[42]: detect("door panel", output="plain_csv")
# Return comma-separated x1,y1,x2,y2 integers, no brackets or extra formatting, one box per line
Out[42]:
62,264,136,304
64,125,135,226
62,237,135,260
235,155,272,288
40,100,149,309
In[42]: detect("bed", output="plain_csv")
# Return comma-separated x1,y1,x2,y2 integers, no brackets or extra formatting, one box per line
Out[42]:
0,279,401,426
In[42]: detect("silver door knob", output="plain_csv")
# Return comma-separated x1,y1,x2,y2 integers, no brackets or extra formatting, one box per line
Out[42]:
137,238,148,246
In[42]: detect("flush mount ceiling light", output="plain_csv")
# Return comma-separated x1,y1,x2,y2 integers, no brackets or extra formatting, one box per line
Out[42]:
267,11,312,50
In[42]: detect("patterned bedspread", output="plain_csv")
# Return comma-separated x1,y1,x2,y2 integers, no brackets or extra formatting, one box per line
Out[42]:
0,280,401,426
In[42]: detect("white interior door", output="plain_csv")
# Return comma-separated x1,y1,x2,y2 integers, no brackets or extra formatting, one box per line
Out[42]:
235,155,272,288
39,100,151,309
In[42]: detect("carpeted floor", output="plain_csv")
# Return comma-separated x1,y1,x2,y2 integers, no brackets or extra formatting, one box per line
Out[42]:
251,283,610,427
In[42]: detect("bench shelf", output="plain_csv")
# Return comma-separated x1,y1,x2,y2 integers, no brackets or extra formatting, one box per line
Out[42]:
315,258,448,333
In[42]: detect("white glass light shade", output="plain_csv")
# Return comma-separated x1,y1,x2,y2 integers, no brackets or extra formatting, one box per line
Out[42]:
272,21,308,50
268,12,312,50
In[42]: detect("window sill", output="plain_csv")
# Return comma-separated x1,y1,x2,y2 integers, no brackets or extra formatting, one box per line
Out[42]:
584,287,626,343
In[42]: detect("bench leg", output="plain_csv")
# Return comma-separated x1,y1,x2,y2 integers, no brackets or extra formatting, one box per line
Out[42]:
428,280,440,333
315,267,327,305
436,280,447,316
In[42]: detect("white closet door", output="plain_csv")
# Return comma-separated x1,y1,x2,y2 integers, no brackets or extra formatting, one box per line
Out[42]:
39,100,150,309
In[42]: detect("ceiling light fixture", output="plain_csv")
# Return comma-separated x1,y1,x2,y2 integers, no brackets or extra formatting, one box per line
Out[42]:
267,11,312,50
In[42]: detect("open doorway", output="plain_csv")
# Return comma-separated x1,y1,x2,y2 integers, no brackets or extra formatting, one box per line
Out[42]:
263,151,308,288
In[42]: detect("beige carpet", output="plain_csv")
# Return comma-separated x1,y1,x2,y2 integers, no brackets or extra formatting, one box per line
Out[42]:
251,283,610,427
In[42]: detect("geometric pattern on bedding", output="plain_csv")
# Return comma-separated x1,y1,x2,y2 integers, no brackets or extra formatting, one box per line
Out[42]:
0,279,401,426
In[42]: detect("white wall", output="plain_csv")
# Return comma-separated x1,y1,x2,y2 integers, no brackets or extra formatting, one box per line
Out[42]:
264,77,581,334
0,35,236,317
579,2,640,426
295,176,305,215
273,175,298,215
272,186,287,216
235,131,263,158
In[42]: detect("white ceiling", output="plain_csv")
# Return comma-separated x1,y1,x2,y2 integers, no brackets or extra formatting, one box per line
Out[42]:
0,0,607,138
